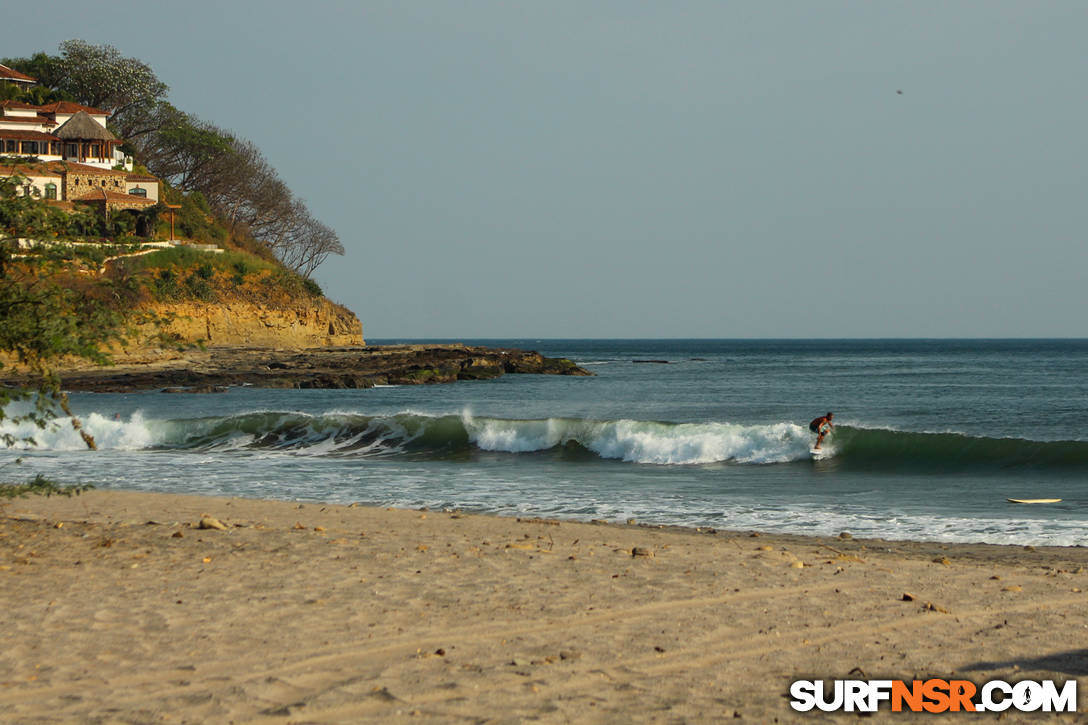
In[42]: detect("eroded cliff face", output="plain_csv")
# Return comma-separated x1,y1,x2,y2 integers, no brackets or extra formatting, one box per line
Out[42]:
149,299,363,350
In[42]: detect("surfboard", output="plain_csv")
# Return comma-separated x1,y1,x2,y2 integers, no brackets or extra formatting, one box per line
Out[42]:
809,448,829,460
1007,498,1062,504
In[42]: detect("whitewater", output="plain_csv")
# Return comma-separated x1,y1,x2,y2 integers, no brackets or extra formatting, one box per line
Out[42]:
3,339,1087,546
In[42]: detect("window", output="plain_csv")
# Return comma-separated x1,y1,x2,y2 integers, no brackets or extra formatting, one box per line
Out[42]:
44,183,57,200
3,140,13,153
65,143,77,157
129,187,147,197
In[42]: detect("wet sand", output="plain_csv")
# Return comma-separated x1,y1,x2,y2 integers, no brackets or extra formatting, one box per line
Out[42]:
1,490,1085,723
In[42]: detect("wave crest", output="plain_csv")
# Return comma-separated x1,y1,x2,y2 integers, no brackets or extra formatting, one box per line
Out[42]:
6,410,1088,470
464,415,808,464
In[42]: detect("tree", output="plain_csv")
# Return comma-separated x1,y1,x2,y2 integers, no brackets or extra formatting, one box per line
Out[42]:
55,40,169,141
135,108,234,191
262,202,345,278
0,177,130,450
56,39,167,108
1,51,66,89
136,122,344,278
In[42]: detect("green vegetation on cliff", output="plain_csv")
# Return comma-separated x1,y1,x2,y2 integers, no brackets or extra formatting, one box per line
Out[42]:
0,211,131,449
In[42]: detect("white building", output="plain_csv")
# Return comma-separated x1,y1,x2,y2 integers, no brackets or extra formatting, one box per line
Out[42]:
0,99,132,171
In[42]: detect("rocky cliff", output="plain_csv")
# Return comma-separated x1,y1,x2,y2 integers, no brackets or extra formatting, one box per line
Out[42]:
146,299,363,351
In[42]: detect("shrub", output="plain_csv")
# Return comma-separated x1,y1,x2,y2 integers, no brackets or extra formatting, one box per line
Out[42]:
184,273,214,301
302,277,323,297
154,268,178,299
0,475,94,499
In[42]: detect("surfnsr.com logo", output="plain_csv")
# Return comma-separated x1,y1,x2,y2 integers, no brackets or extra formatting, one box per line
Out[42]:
789,679,1077,713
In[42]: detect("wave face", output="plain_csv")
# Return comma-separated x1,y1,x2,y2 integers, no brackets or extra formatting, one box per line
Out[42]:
8,411,1088,471
830,427,1088,471
152,412,813,464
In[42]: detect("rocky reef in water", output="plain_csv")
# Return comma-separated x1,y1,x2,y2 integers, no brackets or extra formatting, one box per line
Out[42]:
24,344,591,393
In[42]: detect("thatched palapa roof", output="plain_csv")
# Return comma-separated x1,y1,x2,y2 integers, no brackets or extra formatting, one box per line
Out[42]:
53,111,117,142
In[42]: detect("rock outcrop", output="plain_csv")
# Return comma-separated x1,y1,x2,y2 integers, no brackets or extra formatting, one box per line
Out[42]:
148,299,363,350
22,345,591,392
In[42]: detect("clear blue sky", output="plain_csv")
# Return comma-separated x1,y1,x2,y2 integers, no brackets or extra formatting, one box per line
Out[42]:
5,1,1088,338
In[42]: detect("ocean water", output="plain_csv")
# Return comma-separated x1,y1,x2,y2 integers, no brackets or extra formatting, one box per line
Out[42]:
2,339,1087,546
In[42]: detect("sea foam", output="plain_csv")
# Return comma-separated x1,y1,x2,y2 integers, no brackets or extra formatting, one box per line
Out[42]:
464,414,811,464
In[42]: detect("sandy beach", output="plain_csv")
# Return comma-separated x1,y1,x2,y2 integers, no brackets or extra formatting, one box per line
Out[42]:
1,489,1085,723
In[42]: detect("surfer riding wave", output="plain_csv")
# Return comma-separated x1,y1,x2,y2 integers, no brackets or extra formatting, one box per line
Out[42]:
809,412,834,450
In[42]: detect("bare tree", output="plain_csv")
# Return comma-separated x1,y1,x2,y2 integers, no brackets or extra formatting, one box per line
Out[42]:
260,201,344,278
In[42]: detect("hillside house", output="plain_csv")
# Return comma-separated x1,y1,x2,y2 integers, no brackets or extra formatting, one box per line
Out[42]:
1,101,131,171
0,64,165,226
1,158,159,222
1,62,133,170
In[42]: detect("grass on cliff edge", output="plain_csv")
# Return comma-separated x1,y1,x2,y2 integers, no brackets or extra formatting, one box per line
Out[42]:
9,246,324,317
106,246,324,306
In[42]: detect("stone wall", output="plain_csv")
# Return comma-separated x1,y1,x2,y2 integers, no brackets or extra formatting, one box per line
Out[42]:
64,168,125,199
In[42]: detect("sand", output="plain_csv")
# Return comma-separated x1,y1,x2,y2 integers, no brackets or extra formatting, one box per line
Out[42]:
1,490,1085,723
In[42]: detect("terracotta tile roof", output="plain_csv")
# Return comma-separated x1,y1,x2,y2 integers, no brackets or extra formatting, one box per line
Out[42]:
0,100,41,110
73,188,157,205
0,161,62,177
1,160,153,182
37,101,110,117
1,161,154,184
0,129,59,141
0,114,57,125
2,100,108,118
0,64,36,83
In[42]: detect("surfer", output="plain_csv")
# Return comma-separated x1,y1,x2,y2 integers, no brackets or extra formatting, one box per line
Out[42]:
808,412,834,450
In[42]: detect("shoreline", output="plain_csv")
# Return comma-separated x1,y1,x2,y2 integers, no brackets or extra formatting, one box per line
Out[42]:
8,485,1087,554
3,489,1086,722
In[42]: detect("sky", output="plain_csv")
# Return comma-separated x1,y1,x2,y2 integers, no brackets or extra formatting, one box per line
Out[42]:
5,1,1088,338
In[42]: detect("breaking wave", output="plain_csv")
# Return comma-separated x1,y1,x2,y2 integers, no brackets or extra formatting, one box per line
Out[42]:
6,410,1088,470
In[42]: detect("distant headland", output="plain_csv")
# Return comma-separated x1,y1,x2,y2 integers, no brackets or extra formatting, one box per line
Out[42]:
0,44,589,391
